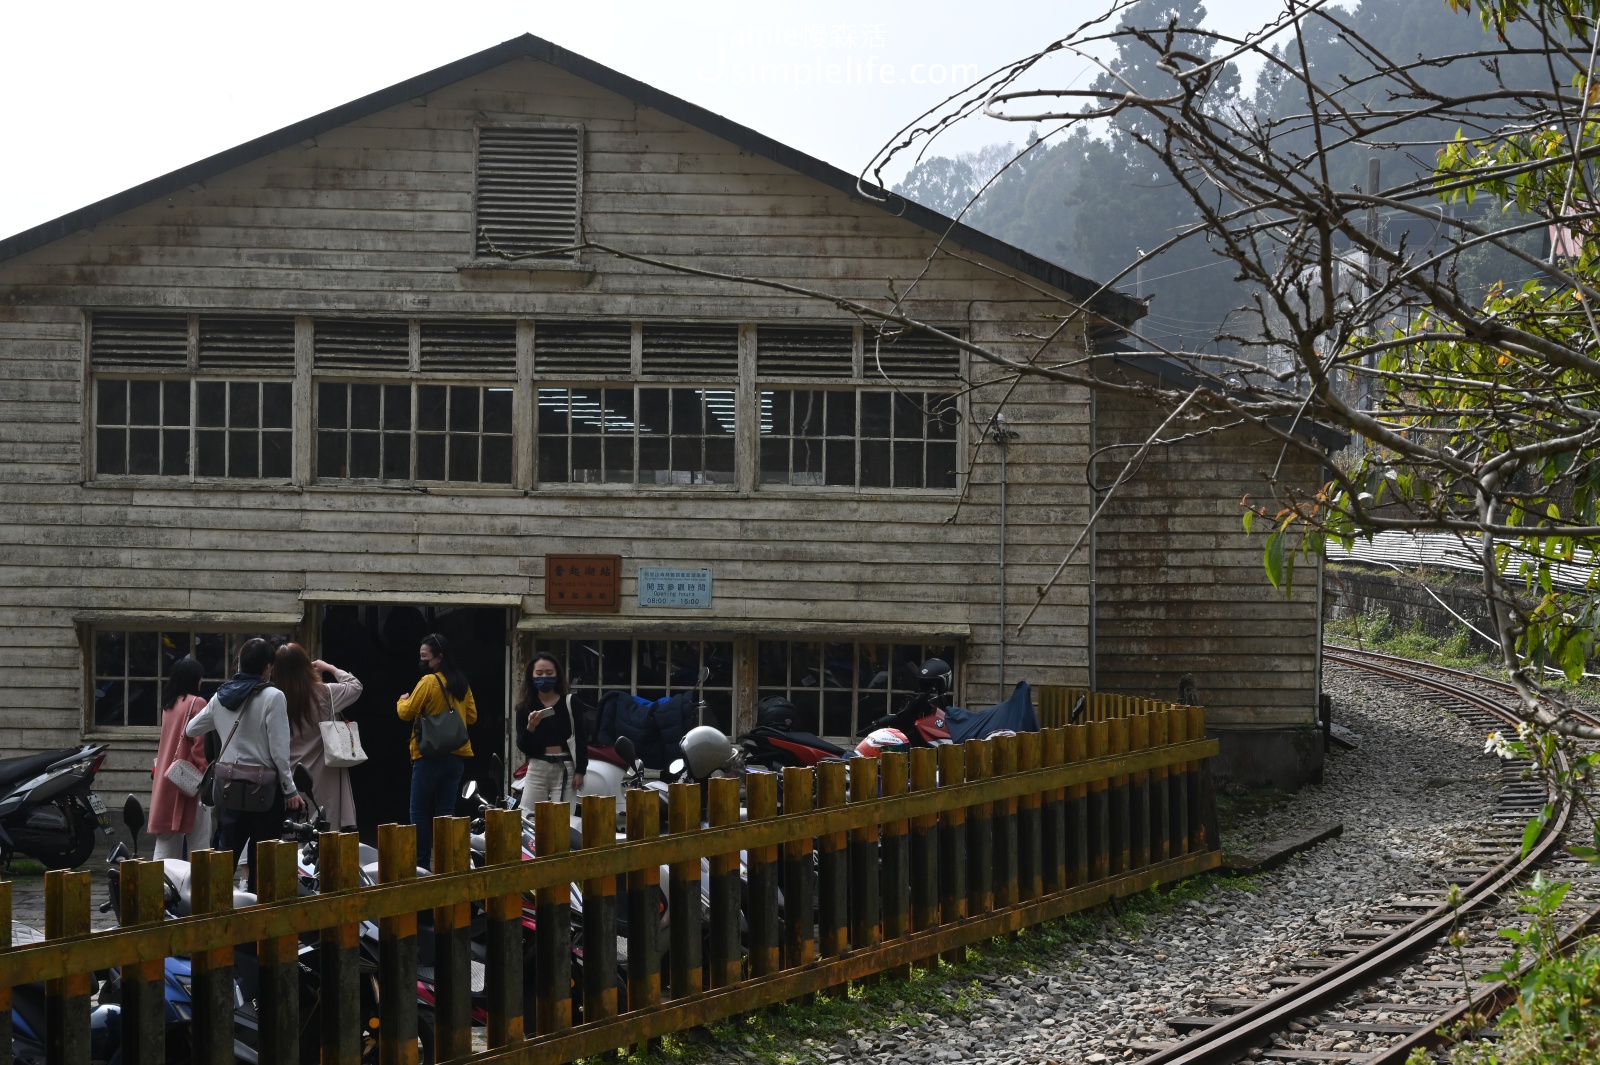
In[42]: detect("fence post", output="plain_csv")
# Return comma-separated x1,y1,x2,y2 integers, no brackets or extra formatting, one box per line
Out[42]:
378,823,420,1065
484,808,526,1048
624,786,663,1027
1169,709,1191,855
815,759,850,984
44,869,90,1065
116,860,165,1065
1065,725,1090,886
431,816,473,1061
668,783,703,1002
1040,729,1067,895
1188,706,1214,851
991,734,1020,913
1108,716,1132,876
1129,715,1152,870
319,832,362,1065
257,840,301,1065
1016,731,1043,903
1087,722,1113,880
937,743,967,966
781,767,815,974
579,797,619,1025
965,739,994,923
706,777,743,991
189,850,235,1065
1151,709,1172,862
908,747,939,968
879,750,911,979
848,755,882,967
533,802,572,1036
745,770,781,979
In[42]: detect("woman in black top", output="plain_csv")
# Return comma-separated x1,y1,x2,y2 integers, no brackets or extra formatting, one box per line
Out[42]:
515,651,587,810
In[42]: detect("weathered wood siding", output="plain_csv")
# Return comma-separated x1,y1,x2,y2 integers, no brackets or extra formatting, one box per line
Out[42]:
0,56,1099,797
1092,385,1325,730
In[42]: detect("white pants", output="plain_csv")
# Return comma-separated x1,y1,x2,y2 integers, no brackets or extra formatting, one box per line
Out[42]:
519,758,573,811
152,803,214,860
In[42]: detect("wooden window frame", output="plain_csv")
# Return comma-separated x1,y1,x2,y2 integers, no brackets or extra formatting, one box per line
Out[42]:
89,372,296,484
313,377,517,487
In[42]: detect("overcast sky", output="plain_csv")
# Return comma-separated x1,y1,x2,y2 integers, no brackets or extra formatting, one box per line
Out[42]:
1,0,1286,241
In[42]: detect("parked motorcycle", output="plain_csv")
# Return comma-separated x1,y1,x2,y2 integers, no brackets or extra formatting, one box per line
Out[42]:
0,743,113,869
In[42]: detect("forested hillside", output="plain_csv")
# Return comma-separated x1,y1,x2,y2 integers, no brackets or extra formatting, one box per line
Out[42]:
892,0,1551,353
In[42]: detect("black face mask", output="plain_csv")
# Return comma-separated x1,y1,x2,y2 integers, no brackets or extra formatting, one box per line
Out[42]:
419,658,433,672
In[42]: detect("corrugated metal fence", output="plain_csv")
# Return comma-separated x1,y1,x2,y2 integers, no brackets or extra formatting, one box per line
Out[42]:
0,706,1219,1065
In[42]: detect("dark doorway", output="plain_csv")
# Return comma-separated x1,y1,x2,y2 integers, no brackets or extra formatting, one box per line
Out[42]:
318,603,508,840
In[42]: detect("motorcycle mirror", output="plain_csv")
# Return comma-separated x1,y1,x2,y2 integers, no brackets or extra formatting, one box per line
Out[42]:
614,735,636,764
485,754,504,803
292,763,316,798
668,757,685,779
461,779,479,802
121,793,145,851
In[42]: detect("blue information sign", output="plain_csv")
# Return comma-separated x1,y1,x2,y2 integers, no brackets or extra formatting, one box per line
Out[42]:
637,567,713,608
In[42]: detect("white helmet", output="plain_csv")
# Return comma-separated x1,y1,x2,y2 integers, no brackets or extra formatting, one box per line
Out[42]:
680,725,740,781
855,727,909,758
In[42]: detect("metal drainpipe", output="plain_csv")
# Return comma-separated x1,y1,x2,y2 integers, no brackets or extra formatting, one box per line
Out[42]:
991,412,1019,700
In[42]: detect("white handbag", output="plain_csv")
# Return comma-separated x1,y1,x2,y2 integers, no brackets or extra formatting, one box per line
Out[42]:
164,758,204,797
319,715,369,768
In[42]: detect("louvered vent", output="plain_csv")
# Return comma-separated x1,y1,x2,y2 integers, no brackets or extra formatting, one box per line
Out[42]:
420,320,517,375
534,321,632,375
757,325,854,378
90,314,189,369
475,126,582,259
866,330,963,379
641,323,739,377
313,319,411,371
198,316,296,371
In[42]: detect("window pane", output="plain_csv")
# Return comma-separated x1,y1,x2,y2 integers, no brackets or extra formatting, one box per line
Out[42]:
95,629,124,677
601,640,632,686
417,434,445,480
639,388,668,436
128,429,160,475
317,430,345,478
350,432,380,478
759,438,788,484
449,386,479,432
705,390,736,439
704,436,734,482
97,428,126,475
824,440,853,486
448,434,478,481
927,442,957,489
262,383,292,428
570,435,599,481
417,385,447,431
129,631,160,679
163,380,190,426
671,389,703,435
539,435,568,482
825,391,855,437
193,632,226,677
669,433,700,481
129,380,161,425
162,429,190,476
483,388,513,435
98,380,127,425
702,691,733,733
893,440,922,488
350,384,381,430
861,392,891,437
538,389,570,435
861,438,891,487
636,641,669,687
319,382,347,429
893,393,922,438
95,683,125,728
159,631,188,678
793,391,824,437
477,436,510,485
229,430,259,477
229,382,259,429
639,432,670,483
602,433,634,483
792,437,821,484
262,432,291,478
762,390,788,436
126,681,158,727
196,430,226,476
928,396,958,440
196,382,227,427
383,432,410,479
385,385,412,430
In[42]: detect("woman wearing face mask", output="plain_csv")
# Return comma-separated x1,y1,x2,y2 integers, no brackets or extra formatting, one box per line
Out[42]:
514,651,586,811
397,632,476,866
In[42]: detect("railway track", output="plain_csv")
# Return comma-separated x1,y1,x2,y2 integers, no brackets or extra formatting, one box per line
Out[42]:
1131,645,1598,1065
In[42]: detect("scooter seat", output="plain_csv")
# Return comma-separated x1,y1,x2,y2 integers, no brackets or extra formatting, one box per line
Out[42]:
0,749,81,790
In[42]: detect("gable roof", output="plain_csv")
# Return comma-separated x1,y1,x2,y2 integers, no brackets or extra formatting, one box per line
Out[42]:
0,33,1145,332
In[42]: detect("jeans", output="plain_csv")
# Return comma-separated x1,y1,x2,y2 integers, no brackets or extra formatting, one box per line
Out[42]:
217,790,287,893
410,755,466,868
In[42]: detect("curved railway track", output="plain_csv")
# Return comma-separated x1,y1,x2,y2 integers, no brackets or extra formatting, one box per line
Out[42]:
1135,645,1595,1065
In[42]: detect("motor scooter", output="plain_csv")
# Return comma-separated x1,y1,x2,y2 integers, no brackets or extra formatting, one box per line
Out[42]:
0,744,114,869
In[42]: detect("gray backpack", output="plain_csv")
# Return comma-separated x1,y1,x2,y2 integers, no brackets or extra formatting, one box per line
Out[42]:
415,675,470,757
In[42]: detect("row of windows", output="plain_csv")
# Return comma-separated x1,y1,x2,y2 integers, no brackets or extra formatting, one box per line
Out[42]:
93,378,960,490
91,627,955,741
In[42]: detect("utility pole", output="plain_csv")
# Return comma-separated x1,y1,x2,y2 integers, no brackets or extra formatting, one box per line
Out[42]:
1360,156,1381,412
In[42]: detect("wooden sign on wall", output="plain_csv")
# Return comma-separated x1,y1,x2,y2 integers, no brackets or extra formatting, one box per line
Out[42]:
544,554,622,612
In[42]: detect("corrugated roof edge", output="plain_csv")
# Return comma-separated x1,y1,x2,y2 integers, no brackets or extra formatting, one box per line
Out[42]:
1097,343,1350,451
0,33,1145,329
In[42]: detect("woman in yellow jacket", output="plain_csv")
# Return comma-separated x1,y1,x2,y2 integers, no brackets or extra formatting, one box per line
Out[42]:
397,632,476,868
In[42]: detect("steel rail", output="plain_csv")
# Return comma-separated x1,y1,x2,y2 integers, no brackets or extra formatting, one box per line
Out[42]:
1138,650,1575,1065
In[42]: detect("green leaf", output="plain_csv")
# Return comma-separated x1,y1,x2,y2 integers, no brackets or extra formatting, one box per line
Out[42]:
1242,510,1254,534
1264,529,1286,592
1521,815,1544,858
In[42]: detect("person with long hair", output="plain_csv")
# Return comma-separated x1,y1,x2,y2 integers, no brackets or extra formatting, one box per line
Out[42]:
273,643,363,832
397,632,476,867
149,655,210,859
514,651,587,810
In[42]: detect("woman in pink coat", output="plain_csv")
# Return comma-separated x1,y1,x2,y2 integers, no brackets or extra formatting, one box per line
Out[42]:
149,655,210,859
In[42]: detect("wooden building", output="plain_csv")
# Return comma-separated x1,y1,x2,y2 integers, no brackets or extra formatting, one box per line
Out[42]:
0,35,1332,832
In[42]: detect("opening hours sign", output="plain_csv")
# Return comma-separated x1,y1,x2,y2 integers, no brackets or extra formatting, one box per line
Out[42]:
544,554,622,612
638,567,713,609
